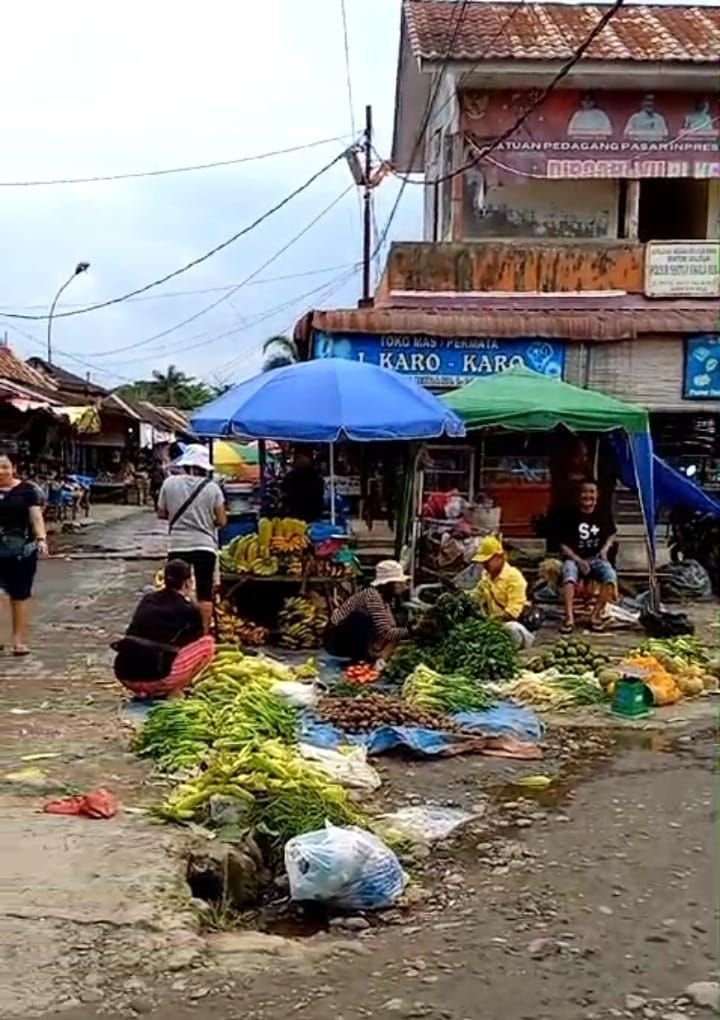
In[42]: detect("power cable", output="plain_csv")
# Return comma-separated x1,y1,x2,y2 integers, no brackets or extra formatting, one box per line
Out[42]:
0,150,350,321
208,265,361,381
391,0,626,187
70,183,355,359
0,263,357,312
340,0,357,140
105,261,362,366
0,136,349,188
372,0,471,259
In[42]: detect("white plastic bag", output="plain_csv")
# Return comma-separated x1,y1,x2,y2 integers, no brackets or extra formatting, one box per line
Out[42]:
271,681,320,710
298,743,381,792
375,805,479,844
284,824,406,911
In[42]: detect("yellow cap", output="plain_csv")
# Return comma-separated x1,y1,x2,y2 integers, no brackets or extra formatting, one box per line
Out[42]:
473,535,504,563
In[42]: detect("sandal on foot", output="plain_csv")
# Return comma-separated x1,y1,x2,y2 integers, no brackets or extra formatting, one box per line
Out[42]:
560,622,574,635
589,620,605,633
12,647,30,657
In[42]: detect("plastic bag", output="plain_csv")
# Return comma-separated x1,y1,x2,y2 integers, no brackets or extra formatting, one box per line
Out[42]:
298,743,381,792
271,681,320,710
44,788,118,819
375,805,478,844
284,824,406,910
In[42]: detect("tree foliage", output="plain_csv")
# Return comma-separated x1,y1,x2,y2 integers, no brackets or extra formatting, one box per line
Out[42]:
115,364,223,410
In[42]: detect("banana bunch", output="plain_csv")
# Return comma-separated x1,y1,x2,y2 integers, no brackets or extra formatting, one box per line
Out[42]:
277,596,328,650
219,533,279,577
214,600,268,647
267,517,309,554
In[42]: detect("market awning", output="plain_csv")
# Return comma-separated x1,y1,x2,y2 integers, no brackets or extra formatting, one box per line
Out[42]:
442,365,648,434
56,405,102,434
307,297,719,342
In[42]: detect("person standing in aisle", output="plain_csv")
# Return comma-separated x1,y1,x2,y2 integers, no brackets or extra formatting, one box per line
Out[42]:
157,444,227,633
0,451,49,655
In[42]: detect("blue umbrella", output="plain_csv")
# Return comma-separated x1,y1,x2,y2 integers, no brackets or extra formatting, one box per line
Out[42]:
189,359,466,441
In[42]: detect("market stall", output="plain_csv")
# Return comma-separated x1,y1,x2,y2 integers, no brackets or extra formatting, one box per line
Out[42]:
441,366,657,568
190,358,464,647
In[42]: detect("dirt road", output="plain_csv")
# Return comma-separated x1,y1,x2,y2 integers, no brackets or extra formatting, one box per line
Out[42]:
0,512,716,1019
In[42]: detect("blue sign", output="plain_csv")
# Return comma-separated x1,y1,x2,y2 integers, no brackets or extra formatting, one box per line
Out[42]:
313,332,565,388
685,335,720,399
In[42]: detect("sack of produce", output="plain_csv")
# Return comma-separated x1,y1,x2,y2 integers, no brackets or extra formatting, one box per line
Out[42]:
285,823,406,910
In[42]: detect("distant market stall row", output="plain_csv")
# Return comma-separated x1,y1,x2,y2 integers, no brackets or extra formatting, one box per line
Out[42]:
0,346,193,503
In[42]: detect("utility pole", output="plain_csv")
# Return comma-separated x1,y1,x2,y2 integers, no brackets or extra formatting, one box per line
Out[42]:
360,104,373,308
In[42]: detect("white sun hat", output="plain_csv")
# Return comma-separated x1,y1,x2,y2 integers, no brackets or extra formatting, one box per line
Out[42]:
175,443,213,472
372,559,410,586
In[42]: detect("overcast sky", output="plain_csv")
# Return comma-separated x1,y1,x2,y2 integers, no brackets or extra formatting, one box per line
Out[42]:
0,0,419,388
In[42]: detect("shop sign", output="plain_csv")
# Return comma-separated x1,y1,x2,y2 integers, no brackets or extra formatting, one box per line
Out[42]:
313,332,565,388
460,90,720,179
645,242,720,298
684,335,720,399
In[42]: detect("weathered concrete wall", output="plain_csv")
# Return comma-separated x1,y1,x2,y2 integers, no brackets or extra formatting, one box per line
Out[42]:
385,240,644,293
462,177,619,240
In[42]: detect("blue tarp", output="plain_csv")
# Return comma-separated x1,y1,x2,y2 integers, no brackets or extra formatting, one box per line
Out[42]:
300,702,543,757
612,439,720,518
189,359,466,442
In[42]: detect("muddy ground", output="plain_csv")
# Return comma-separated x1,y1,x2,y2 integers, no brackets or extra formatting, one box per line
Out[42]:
1,510,717,1019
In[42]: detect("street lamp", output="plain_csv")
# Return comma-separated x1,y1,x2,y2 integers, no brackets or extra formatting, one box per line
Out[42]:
47,261,90,365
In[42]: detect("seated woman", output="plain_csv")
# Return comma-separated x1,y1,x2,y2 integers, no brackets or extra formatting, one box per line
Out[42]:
324,560,409,664
113,559,215,699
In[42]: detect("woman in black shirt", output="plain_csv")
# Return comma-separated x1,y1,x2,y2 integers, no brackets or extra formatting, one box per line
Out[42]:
0,452,48,655
113,559,214,698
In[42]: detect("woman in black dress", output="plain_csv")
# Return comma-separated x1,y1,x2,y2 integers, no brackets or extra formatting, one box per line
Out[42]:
0,452,48,654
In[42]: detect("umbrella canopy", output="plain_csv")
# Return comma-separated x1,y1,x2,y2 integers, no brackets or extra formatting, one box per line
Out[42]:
190,359,466,441
214,440,260,468
442,365,648,435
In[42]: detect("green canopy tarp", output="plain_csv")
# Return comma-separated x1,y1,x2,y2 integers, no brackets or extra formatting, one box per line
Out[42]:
441,366,648,434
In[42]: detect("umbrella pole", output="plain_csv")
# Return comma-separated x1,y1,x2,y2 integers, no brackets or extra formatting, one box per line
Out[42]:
329,443,336,525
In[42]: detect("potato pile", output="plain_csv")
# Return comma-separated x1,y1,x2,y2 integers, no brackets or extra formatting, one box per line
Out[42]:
315,693,462,735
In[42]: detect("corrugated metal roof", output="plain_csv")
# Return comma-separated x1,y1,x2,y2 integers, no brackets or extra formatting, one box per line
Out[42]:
310,298,719,341
0,347,58,392
405,1,720,62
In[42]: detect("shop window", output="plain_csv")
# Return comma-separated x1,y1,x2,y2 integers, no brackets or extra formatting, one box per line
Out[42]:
637,179,710,241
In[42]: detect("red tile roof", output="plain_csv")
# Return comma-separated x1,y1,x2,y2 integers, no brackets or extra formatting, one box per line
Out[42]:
405,1,720,62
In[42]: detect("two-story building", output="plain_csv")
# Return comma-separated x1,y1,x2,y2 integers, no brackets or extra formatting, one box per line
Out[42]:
296,0,720,526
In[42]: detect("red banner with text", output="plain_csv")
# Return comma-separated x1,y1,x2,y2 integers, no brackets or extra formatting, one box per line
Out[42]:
460,90,720,179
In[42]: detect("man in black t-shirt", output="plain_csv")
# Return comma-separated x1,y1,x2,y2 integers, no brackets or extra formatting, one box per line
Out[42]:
558,479,618,633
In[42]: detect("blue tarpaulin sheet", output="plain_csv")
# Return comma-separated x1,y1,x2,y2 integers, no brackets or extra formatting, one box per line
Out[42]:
300,702,543,756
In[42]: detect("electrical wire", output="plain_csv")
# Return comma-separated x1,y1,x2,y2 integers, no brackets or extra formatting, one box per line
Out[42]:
208,265,361,381
103,261,362,366
0,136,350,188
340,0,357,140
372,0,471,259
0,263,357,312
391,0,627,187
69,183,355,359
0,150,350,321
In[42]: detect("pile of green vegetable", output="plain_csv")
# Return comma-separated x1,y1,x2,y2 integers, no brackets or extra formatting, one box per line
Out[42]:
634,635,710,667
403,663,492,713
155,738,363,856
384,601,519,686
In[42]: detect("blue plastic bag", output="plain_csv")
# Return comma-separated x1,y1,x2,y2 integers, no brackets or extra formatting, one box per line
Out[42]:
284,823,406,911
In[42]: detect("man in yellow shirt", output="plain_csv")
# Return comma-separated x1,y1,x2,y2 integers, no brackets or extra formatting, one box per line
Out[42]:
472,536,535,649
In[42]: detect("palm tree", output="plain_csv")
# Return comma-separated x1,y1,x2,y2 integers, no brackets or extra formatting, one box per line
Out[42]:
261,335,298,373
150,364,192,405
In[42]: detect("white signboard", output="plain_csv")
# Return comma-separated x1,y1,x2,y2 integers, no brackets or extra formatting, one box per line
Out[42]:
645,242,720,298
